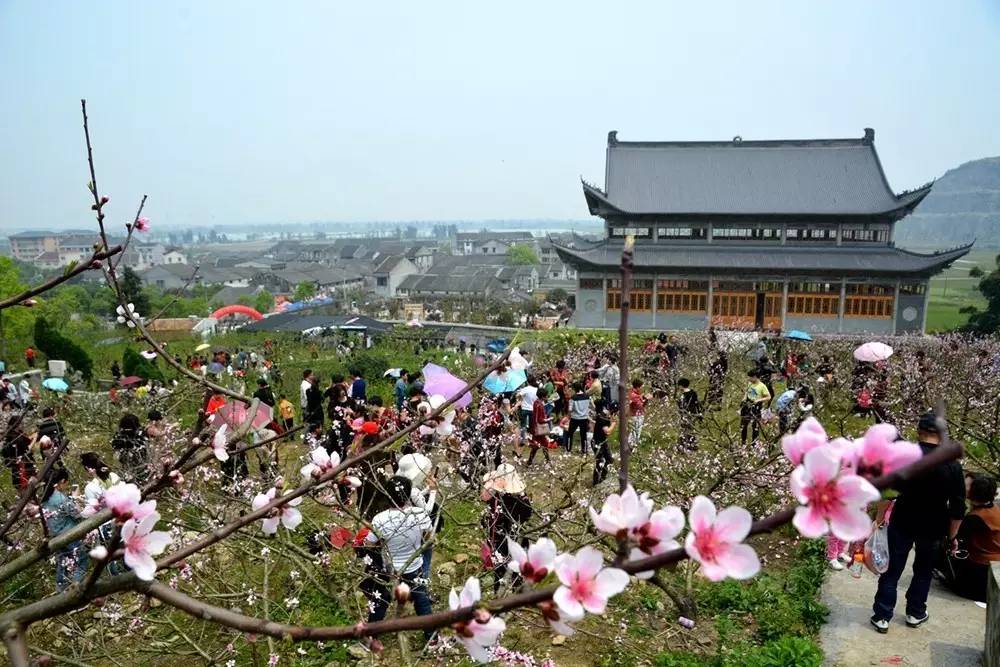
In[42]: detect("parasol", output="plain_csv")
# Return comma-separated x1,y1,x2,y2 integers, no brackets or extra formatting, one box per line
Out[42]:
853,342,894,363
195,343,211,352
483,368,527,394
215,399,274,431
140,350,158,360
119,375,143,386
486,338,508,353
785,330,813,342
42,378,68,392
406,319,423,327
422,363,472,408
383,368,403,378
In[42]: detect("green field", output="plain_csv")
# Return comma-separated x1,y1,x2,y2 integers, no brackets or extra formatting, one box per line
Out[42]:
924,248,994,332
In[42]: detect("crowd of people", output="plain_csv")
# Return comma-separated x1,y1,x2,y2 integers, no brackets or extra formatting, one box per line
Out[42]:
0,326,997,648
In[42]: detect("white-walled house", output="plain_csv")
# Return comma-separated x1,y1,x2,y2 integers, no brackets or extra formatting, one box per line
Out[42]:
373,255,419,298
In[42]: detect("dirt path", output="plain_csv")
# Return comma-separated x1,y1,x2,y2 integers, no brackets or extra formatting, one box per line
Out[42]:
819,564,985,666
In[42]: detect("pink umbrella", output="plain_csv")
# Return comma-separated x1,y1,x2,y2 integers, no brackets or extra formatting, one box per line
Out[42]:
215,400,274,431
422,363,472,409
853,342,894,363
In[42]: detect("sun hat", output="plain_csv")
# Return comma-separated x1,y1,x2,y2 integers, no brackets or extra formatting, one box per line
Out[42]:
397,453,433,488
482,463,526,494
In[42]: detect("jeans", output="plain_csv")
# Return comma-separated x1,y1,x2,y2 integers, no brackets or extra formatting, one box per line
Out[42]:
873,522,940,620
366,570,435,640
421,547,433,581
593,440,613,485
629,415,644,449
518,409,532,436
565,418,589,454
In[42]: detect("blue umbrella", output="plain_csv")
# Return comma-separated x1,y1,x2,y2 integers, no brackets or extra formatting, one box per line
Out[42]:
483,368,527,394
486,338,508,353
42,378,69,392
785,330,813,342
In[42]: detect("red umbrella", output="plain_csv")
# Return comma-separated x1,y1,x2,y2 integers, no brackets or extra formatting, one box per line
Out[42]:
119,376,143,386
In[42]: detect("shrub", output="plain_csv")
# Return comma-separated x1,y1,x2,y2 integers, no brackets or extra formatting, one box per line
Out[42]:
122,347,165,383
34,315,93,380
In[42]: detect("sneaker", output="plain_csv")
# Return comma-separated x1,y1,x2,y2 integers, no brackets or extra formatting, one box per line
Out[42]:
870,616,889,634
905,613,929,628
838,552,852,564
828,558,845,571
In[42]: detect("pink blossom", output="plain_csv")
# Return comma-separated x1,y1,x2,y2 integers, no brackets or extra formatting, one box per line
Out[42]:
507,537,557,583
300,448,340,480
448,577,506,663
553,546,629,619
89,482,152,522
212,424,230,462
122,511,172,581
790,445,880,541
631,505,685,579
251,488,302,535
684,496,760,582
847,423,923,479
780,417,829,466
589,485,652,539
134,217,150,232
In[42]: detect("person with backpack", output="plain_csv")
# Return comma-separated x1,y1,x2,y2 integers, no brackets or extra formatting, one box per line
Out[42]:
740,370,771,446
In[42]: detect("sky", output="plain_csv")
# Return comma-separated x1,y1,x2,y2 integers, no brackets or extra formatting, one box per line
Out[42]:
1,1,999,231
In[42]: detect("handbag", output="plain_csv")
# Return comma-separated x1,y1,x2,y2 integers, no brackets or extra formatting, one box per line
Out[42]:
534,421,550,437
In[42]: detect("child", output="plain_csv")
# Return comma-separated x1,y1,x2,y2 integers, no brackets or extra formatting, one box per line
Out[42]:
277,393,295,432
526,388,552,466
627,379,648,449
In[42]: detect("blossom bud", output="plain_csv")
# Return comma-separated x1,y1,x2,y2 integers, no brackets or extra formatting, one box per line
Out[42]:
393,582,410,603
100,195,109,204
473,608,492,624
538,600,559,622
169,470,184,485
89,546,108,560
192,437,201,446
346,476,362,489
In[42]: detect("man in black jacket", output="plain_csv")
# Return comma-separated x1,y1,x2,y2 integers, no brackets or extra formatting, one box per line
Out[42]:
871,412,965,633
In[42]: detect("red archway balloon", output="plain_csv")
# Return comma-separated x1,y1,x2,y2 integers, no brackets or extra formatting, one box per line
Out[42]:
210,304,264,321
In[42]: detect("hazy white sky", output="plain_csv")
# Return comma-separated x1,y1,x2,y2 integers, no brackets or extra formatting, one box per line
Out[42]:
1,1,998,230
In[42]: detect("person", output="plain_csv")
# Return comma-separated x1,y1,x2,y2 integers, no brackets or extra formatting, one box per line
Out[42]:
707,352,728,406
871,412,965,634
304,372,324,428
526,387,552,466
41,468,89,590
299,368,313,415
775,386,799,435
25,346,35,368
396,452,438,581
145,409,167,444
394,370,409,412
2,415,35,489
110,361,121,381
277,393,295,432
111,413,150,483
587,370,603,405
599,356,620,406
364,476,435,641
815,355,834,384
935,473,1000,604
627,378,648,448
592,399,617,486
36,406,67,451
80,452,124,573
753,355,777,406
516,376,539,441
550,360,570,416
676,378,701,450
565,382,591,455
481,464,533,594
253,377,275,408
349,368,367,404
740,370,771,446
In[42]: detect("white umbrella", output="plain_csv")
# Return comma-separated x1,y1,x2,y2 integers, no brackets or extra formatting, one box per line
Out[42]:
853,342,894,363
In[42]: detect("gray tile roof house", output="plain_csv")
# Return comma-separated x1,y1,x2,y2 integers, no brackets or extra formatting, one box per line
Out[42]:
557,128,969,335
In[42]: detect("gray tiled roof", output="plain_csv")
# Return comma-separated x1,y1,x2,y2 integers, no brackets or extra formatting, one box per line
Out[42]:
554,241,972,277
590,131,931,216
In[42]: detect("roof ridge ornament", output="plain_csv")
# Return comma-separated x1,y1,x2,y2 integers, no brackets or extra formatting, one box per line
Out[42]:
608,130,618,146
863,128,875,145
733,135,743,144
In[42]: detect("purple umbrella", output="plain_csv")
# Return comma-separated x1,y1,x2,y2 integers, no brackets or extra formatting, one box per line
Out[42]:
422,363,472,409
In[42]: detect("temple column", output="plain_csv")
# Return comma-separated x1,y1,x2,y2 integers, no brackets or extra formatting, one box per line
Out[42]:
837,279,846,333
891,280,901,335
781,281,789,332
707,276,714,328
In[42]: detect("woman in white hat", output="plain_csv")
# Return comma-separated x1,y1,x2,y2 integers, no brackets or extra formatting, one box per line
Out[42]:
481,464,533,594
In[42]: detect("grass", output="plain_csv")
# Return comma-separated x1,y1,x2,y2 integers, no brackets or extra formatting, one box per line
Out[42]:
924,248,993,331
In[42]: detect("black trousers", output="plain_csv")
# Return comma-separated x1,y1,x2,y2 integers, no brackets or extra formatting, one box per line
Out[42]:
565,418,589,454
593,440,612,485
873,522,940,620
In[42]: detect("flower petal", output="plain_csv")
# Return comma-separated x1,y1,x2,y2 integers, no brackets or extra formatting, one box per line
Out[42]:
793,505,829,539
573,546,605,579
688,496,716,535
716,543,761,580
829,506,875,542
802,445,841,486
836,475,881,507
553,586,584,619
594,567,629,599
126,551,157,581
713,506,752,543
